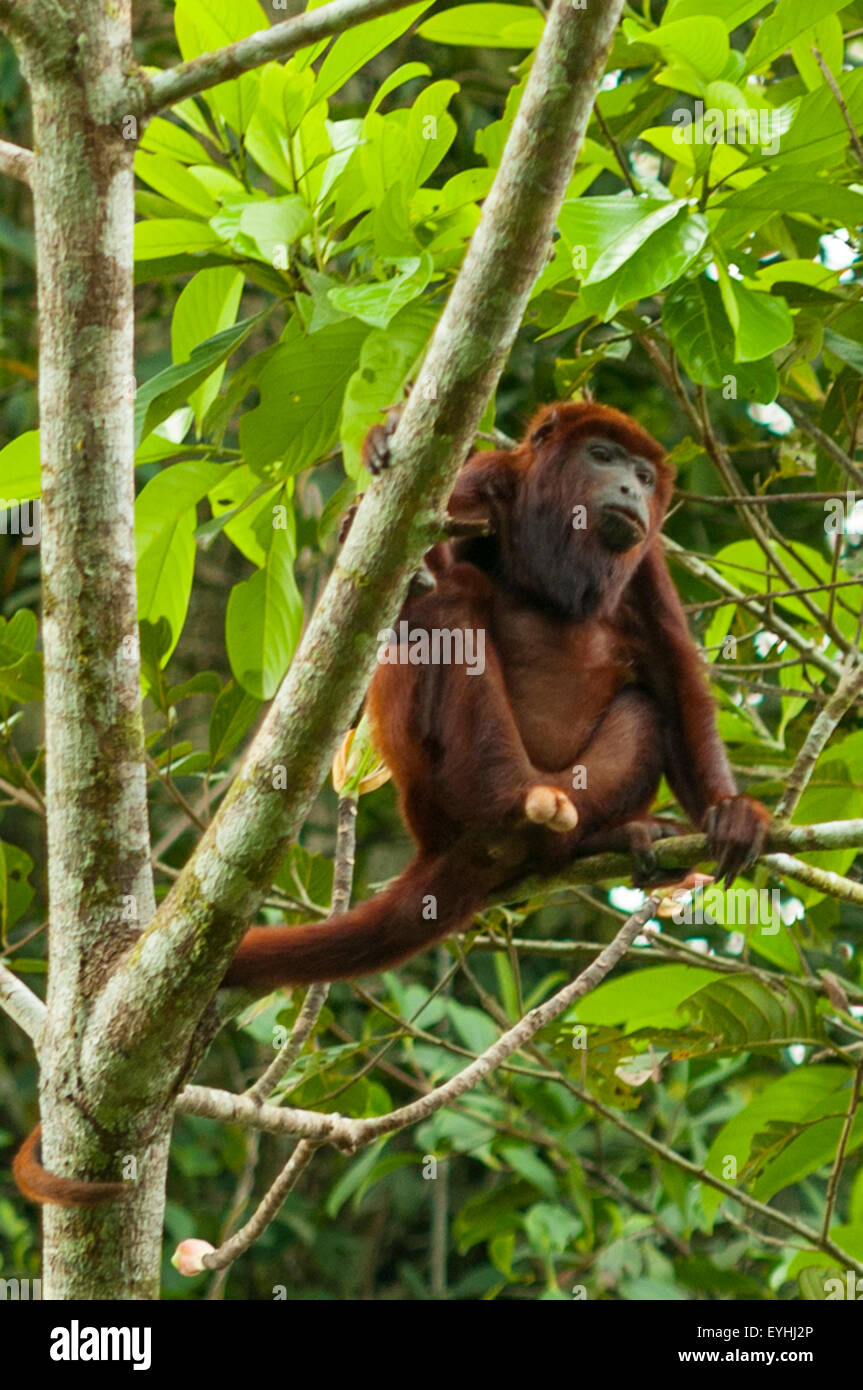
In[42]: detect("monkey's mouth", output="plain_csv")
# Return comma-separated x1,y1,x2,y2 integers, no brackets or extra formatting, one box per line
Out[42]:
599,505,647,550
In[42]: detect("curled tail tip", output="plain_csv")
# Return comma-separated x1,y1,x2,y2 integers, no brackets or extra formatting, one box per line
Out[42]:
13,1123,128,1208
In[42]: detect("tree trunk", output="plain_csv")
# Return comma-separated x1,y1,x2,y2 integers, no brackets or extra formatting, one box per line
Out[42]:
21,1,160,1299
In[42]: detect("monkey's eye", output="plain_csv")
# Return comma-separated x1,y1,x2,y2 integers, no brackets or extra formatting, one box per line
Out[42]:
589,443,613,462
637,469,655,488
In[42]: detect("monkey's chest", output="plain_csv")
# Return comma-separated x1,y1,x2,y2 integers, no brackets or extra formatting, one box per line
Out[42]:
494,609,635,771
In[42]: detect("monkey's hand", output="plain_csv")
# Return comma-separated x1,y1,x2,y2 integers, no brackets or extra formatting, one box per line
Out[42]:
705,795,771,889
362,406,403,476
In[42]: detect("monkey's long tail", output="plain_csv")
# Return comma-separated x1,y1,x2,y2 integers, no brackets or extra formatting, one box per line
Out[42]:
222,846,498,992
13,1123,129,1208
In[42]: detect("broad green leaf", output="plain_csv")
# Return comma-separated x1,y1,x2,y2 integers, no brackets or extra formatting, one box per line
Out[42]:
226,520,304,699
624,17,729,82
745,0,848,72
790,15,844,91
0,430,40,503
328,253,432,328
171,268,244,432
0,652,42,704
245,64,317,189
140,116,210,164
662,276,778,399
340,303,436,475
314,3,432,103
682,975,824,1048
721,280,793,361
239,196,314,264
0,841,35,932
701,1065,848,1221
174,0,267,133
368,61,432,115
135,152,219,218
665,0,769,26
715,177,863,245
418,4,542,48
135,312,264,448
136,461,226,656
581,209,709,320
752,1104,863,1203
559,197,679,285
574,965,722,1030
240,318,369,473
134,218,223,261
208,681,261,765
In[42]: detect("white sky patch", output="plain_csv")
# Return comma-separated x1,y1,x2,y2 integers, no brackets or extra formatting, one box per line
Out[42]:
754,630,781,658
820,230,857,276
847,498,863,536
600,70,622,91
609,885,644,913
748,401,794,435
781,897,805,926
786,1044,807,1066
684,937,710,954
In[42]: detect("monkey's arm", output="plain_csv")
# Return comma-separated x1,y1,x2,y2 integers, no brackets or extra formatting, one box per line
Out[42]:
629,544,770,885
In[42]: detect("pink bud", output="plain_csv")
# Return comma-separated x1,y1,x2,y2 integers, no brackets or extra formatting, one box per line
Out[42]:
172,1238,216,1276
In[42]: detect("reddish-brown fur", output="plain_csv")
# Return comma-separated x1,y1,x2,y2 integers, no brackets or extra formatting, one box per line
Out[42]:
14,401,770,1205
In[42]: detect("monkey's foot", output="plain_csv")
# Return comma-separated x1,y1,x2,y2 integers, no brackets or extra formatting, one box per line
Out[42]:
524,785,579,833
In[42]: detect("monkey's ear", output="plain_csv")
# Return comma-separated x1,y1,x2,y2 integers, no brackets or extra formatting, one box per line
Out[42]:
529,409,558,447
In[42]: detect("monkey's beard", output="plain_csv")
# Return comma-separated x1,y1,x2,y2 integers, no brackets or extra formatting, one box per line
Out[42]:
505,498,642,622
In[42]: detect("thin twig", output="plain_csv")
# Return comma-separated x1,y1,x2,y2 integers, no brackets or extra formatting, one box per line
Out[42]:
821,1063,863,1240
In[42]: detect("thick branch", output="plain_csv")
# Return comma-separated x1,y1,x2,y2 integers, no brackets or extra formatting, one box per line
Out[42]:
0,138,33,185
137,0,423,119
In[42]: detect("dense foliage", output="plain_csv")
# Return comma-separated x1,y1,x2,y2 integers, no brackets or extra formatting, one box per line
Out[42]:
2,0,863,1301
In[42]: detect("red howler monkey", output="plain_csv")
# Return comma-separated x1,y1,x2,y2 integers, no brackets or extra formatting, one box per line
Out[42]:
14,400,770,1206
224,400,770,991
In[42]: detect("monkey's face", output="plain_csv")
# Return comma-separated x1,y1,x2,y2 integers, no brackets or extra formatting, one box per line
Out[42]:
576,436,658,553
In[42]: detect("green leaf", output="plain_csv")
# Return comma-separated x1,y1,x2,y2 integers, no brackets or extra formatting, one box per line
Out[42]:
745,0,848,72
238,196,314,264
701,1065,848,1221
135,152,219,218
499,1144,559,1200
136,461,226,657
575,965,722,1030
721,280,793,362
208,681,261,765
328,254,433,329
314,2,433,103
581,209,709,320
662,275,778,399
240,318,369,473
0,841,35,933
174,0,267,133
134,218,223,261
419,4,542,48
136,312,264,448
682,975,824,1048
626,17,729,81
171,268,244,432
0,652,43,704
226,521,304,699
0,430,40,503
665,0,769,27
